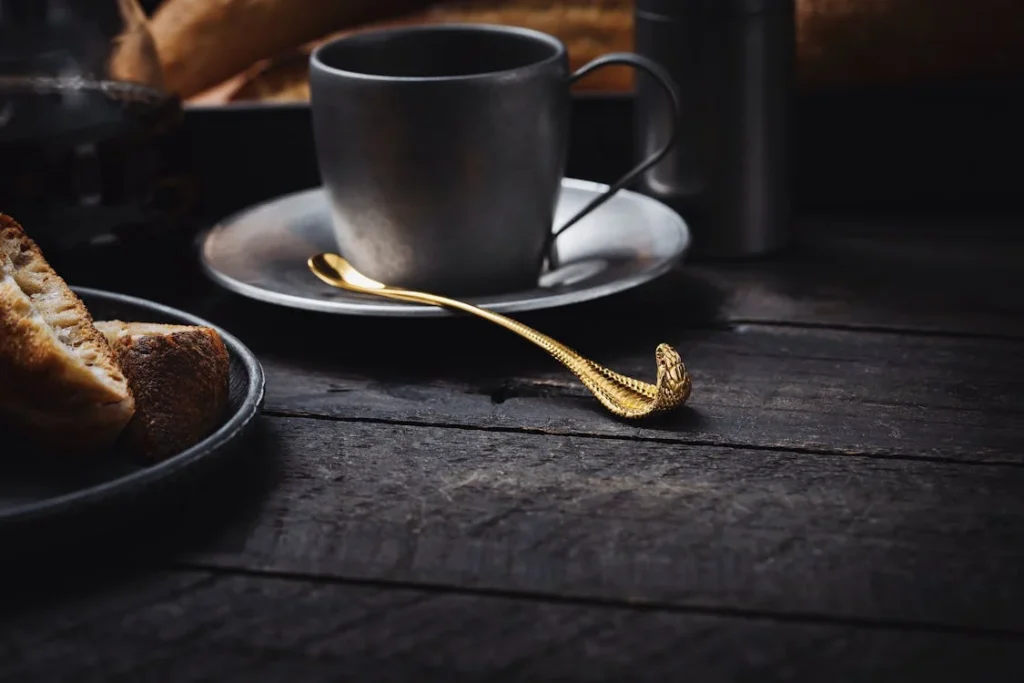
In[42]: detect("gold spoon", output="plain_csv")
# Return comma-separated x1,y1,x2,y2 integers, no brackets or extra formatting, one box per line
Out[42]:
308,253,692,419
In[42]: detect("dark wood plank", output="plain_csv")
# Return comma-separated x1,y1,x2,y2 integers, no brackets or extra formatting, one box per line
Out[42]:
175,416,1024,632
684,216,1024,338
250,322,1024,463
3,568,1022,683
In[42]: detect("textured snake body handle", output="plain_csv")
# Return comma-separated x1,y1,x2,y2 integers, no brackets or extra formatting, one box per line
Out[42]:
363,287,691,419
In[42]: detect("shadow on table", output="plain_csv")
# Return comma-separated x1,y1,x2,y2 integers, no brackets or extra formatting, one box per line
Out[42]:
638,404,712,433
0,419,284,614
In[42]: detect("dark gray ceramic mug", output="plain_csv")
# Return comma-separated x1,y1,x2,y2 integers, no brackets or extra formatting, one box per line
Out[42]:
310,23,680,296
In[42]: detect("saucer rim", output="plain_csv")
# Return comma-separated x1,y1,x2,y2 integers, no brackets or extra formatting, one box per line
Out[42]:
198,178,690,318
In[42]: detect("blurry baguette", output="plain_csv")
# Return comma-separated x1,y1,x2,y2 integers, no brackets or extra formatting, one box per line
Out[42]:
228,0,634,104
797,0,1024,89
228,52,314,105
197,0,1024,105
149,0,436,99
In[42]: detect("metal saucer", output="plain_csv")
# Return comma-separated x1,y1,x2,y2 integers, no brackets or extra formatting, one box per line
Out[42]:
198,178,690,317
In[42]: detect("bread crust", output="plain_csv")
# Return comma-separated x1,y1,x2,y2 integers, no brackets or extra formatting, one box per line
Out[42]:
185,0,1024,104
95,321,230,462
0,215,135,455
150,0,435,99
226,0,634,104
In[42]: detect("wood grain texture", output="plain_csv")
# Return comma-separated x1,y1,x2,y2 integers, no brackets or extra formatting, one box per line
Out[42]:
685,216,1024,337
12,223,1024,676
220,317,1024,464
165,416,1024,632
3,569,1023,683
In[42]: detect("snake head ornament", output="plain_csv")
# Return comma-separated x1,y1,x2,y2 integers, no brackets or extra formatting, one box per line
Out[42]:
654,343,692,412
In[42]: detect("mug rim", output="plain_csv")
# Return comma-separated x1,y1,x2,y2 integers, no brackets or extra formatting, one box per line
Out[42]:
309,23,567,83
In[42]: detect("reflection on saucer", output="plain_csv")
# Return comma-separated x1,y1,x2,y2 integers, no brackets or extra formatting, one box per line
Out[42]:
540,259,610,288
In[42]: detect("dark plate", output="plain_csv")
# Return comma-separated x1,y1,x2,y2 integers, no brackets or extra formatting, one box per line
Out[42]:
0,287,265,543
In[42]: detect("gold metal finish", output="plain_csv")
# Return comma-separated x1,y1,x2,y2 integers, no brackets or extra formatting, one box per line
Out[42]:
308,253,692,419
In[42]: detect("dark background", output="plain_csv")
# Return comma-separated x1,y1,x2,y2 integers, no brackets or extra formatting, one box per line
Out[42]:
185,86,1024,231
134,0,1024,230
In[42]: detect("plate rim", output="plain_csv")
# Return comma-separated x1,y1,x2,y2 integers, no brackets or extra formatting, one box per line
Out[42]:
198,177,690,318
0,287,266,527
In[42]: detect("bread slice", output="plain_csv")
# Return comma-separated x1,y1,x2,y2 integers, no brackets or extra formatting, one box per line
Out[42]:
94,320,230,462
0,214,136,455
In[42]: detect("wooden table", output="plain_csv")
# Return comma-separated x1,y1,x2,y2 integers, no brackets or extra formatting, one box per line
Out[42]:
3,210,1022,681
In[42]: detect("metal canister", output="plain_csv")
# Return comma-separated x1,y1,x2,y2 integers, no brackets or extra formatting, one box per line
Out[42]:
634,0,795,259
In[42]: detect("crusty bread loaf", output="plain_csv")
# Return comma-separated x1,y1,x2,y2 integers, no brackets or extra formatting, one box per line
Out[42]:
181,0,1024,105
149,0,436,99
95,320,230,462
227,52,312,104
0,215,136,455
224,0,633,104
108,0,166,90
797,0,1024,89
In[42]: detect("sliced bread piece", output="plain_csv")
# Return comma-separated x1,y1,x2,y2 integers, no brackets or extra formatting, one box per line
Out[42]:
0,214,136,455
94,320,230,461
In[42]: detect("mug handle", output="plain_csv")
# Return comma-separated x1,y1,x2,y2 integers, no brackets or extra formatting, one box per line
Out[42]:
545,53,682,269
